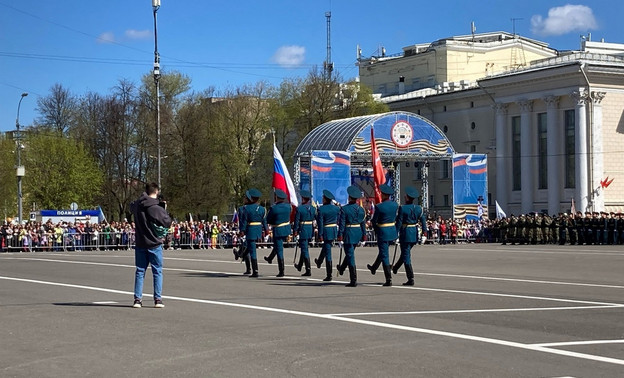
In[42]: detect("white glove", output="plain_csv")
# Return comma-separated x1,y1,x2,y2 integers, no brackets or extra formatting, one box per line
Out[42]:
421,235,427,243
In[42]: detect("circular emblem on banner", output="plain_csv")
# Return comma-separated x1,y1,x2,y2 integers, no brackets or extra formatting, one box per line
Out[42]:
391,121,413,148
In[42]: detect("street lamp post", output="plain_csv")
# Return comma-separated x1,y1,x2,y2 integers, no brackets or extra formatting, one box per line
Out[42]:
16,92,28,224
152,0,162,190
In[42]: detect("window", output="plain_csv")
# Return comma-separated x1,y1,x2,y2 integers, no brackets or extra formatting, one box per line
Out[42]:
443,194,449,207
429,195,435,207
512,116,522,190
471,122,476,130
537,113,548,189
470,145,477,153
564,110,575,188
441,160,450,179
470,101,474,108
443,125,448,133
443,105,447,112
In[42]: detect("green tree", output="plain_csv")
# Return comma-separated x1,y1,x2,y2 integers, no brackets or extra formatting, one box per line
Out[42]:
0,134,18,220
22,133,103,210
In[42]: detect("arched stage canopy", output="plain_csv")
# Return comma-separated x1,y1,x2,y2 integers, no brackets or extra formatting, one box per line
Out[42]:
294,111,457,211
294,111,455,161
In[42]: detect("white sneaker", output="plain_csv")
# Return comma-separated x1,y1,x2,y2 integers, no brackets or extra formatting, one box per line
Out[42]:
154,299,165,308
132,299,142,308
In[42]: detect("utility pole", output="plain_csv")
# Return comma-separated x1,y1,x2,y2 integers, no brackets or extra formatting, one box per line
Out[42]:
152,0,162,190
15,93,28,224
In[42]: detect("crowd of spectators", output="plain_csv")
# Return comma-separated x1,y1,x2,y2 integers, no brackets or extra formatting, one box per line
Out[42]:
3,211,622,252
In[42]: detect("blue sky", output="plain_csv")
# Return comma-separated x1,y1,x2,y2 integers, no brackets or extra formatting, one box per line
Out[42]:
1,0,622,131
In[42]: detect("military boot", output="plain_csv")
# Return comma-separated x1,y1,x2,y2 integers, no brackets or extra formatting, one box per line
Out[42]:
345,265,357,287
276,257,285,277
314,251,324,269
403,264,414,286
294,254,303,272
243,255,251,275
264,248,276,264
302,257,312,277
323,261,333,281
392,256,404,275
336,260,346,276
367,255,381,275
250,258,259,278
382,264,392,287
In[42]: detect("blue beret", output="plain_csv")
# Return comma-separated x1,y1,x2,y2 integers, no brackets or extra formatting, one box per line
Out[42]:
322,190,335,201
300,190,312,199
274,189,287,199
380,184,394,195
347,186,362,199
245,190,252,200
405,186,419,199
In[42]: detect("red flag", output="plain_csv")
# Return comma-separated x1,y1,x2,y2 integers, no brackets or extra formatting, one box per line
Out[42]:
371,127,386,204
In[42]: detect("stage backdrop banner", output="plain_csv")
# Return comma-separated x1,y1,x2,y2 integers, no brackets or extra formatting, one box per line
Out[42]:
452,154,488,220
311,151,351,205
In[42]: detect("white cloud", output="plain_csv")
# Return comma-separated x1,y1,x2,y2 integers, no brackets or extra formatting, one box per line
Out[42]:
125,29,151,40
96,31,116,44
271,45,306,68
531,4,597,36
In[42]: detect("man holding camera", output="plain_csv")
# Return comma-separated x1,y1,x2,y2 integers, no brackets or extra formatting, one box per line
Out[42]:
130,183,172,308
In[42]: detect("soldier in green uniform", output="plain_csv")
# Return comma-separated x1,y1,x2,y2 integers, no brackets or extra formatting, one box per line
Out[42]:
551,214,559,245
508,215,517,245
392,187,426,286
366,184,399,287
293,190,316,276
265,189,292,277
517,215,526,245
239,188,268,278
314,190,340,281
500,216,509,245
336,186,366,287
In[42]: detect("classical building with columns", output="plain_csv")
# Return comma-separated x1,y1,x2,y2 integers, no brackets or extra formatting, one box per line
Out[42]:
364,35,624,216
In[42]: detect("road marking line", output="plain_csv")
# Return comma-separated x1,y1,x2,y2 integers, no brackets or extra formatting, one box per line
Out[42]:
437,247,624,256
2,257,623,307
1,274,624,367
92,301,118,305
414,272,624,290
531,339,624,348
328,305,621,317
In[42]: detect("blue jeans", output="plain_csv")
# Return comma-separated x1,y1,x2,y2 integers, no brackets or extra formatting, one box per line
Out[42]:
134,244,163,300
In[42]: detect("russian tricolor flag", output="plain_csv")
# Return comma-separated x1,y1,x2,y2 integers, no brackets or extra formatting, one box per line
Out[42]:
273,144,299,207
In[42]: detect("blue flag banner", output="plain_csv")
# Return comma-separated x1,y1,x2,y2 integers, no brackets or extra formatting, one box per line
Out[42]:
311,151,351,205
452,154,488,220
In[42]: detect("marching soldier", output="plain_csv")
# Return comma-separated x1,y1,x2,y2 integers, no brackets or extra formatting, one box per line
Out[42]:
367,184,399,287
509,214,517,245
293,190,316,276
499,217,509,245
239,188,268,278
314,190,340,281
568,213,577,245
392,187,426,286
233,195,251,275
265,189,292,277
336,186,366,287
576,211,585,245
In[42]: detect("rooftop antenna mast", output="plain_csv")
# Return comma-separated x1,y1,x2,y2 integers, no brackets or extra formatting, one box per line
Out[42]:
511,17,523,37
323,10,334,79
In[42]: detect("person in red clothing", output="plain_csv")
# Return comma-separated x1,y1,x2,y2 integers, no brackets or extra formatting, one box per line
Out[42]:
440,221,447,245
450,222,459,244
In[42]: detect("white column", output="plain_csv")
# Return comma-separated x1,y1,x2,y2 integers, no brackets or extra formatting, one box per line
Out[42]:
572,90,589,213
518,100,534,214
494,103,508,211
544,96,560,215
591,91,606,212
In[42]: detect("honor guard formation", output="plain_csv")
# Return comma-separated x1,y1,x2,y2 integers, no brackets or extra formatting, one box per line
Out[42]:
233,185,426,287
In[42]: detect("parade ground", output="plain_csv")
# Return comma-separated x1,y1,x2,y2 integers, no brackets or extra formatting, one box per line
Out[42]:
1,244,624,377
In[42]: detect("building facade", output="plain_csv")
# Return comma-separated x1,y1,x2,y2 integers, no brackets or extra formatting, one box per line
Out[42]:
365,35,624,216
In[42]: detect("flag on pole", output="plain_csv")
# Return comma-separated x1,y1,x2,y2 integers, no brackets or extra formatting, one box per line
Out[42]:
273,143,299,207
231,210,239,224
571,197,576,214
495,201,507,219
371,127,386,204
